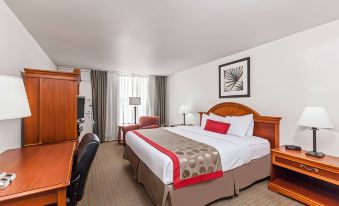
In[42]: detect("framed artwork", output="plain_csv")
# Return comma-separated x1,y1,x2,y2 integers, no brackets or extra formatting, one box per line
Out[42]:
219,57,250,98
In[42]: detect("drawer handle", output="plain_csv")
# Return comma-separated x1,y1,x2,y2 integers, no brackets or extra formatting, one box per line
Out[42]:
300,164,318,173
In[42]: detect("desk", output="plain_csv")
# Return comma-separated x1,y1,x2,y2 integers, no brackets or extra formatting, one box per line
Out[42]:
0,142,76,206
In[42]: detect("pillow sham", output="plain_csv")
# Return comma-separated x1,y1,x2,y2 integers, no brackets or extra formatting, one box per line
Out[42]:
225,114,253,137
200,113,226,128
210,113,254,136
209,113,226,120
246,120,254,136
204,119,230,134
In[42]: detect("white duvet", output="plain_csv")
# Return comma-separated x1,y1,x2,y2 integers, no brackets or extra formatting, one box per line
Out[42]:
125,126,270,185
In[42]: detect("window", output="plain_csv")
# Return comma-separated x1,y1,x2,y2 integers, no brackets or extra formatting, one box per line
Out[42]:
118,73,150,124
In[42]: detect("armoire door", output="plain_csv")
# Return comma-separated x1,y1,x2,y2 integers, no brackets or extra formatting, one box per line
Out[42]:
23,78,40,146
39,78,78,144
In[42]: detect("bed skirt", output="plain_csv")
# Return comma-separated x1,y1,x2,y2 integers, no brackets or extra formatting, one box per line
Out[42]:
123,145,270,206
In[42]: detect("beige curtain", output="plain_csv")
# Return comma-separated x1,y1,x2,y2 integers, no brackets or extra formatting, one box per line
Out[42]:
154,76,167,125
91,70,107,142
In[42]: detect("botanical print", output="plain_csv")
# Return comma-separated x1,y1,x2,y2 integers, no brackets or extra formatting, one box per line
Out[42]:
224,66,243,92
219,57,250,98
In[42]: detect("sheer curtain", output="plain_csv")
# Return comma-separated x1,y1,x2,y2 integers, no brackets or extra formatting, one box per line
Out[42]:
118,73,151,124
105,72,118,141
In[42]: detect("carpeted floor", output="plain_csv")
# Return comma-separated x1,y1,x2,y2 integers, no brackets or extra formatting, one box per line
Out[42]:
78,142,303,206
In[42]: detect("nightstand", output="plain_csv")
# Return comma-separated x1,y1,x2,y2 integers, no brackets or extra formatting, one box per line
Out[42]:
117,124,135,145
269,146,339,206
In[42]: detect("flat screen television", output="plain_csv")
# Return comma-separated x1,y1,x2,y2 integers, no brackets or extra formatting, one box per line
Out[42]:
77,96,85,120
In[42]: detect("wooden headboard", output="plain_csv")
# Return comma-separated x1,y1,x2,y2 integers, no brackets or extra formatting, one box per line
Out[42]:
199,102,281,148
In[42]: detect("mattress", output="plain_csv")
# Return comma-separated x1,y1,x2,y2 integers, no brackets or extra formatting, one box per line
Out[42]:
241,135,270,160
125,125,270,185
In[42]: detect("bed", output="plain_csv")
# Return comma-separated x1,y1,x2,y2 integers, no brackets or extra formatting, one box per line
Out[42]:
123,102,281,206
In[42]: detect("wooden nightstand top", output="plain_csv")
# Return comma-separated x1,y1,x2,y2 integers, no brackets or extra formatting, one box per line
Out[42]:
272,146,339,169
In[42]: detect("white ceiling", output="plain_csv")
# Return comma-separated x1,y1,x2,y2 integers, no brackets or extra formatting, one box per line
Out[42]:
5,0,339,75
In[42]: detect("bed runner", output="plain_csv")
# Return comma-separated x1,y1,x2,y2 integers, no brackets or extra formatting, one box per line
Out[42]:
132,128,223,189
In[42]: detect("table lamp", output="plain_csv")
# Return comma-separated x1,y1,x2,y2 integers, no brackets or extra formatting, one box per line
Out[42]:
297,106,334,158
0,75,31,120
129,97,141,124
178,105,190,125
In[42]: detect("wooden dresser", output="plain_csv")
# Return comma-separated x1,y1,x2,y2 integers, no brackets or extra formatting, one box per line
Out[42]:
22,68,80,146
269,146,339,206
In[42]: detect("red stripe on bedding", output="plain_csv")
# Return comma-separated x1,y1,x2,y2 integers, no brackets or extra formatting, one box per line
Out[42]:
131,130,223,189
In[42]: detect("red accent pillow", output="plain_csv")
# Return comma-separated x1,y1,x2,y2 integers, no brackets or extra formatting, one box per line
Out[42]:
204,119,231,134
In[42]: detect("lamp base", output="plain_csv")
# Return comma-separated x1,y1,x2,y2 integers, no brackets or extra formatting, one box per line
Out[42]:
306,151,325,158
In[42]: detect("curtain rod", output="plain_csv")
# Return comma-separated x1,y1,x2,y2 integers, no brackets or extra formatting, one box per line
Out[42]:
57,67,166,77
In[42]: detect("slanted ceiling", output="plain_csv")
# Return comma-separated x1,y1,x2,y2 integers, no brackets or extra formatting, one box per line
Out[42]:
5,0,339,75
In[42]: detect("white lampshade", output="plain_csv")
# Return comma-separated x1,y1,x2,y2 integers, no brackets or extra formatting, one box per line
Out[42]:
178,105,190,114
0,75,31,120
129,97,141,105
297,107,334,129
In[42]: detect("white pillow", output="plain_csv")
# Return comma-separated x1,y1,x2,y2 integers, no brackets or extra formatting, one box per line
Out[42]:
246,120,254,136
200,113,226,128
209,113,226,121
210,113,254,136
225,114,253,137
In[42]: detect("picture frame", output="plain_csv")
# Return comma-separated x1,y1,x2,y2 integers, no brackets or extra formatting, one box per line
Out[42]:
219,57,250,98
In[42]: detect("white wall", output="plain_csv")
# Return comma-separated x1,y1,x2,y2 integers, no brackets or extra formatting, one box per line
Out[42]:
167,20,339,156
0,0,56,153
78,70,93,139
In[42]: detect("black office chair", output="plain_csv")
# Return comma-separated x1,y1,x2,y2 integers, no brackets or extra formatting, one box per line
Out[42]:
68,133,100,206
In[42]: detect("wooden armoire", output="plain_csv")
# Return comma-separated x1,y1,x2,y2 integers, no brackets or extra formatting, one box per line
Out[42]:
22,68,80,146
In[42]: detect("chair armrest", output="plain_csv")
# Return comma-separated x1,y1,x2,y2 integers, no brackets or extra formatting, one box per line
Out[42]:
122,124,140,132
68,174,81,204
141,125,159,129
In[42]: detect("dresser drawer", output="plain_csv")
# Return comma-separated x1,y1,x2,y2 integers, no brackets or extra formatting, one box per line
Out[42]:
273,154,339,185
